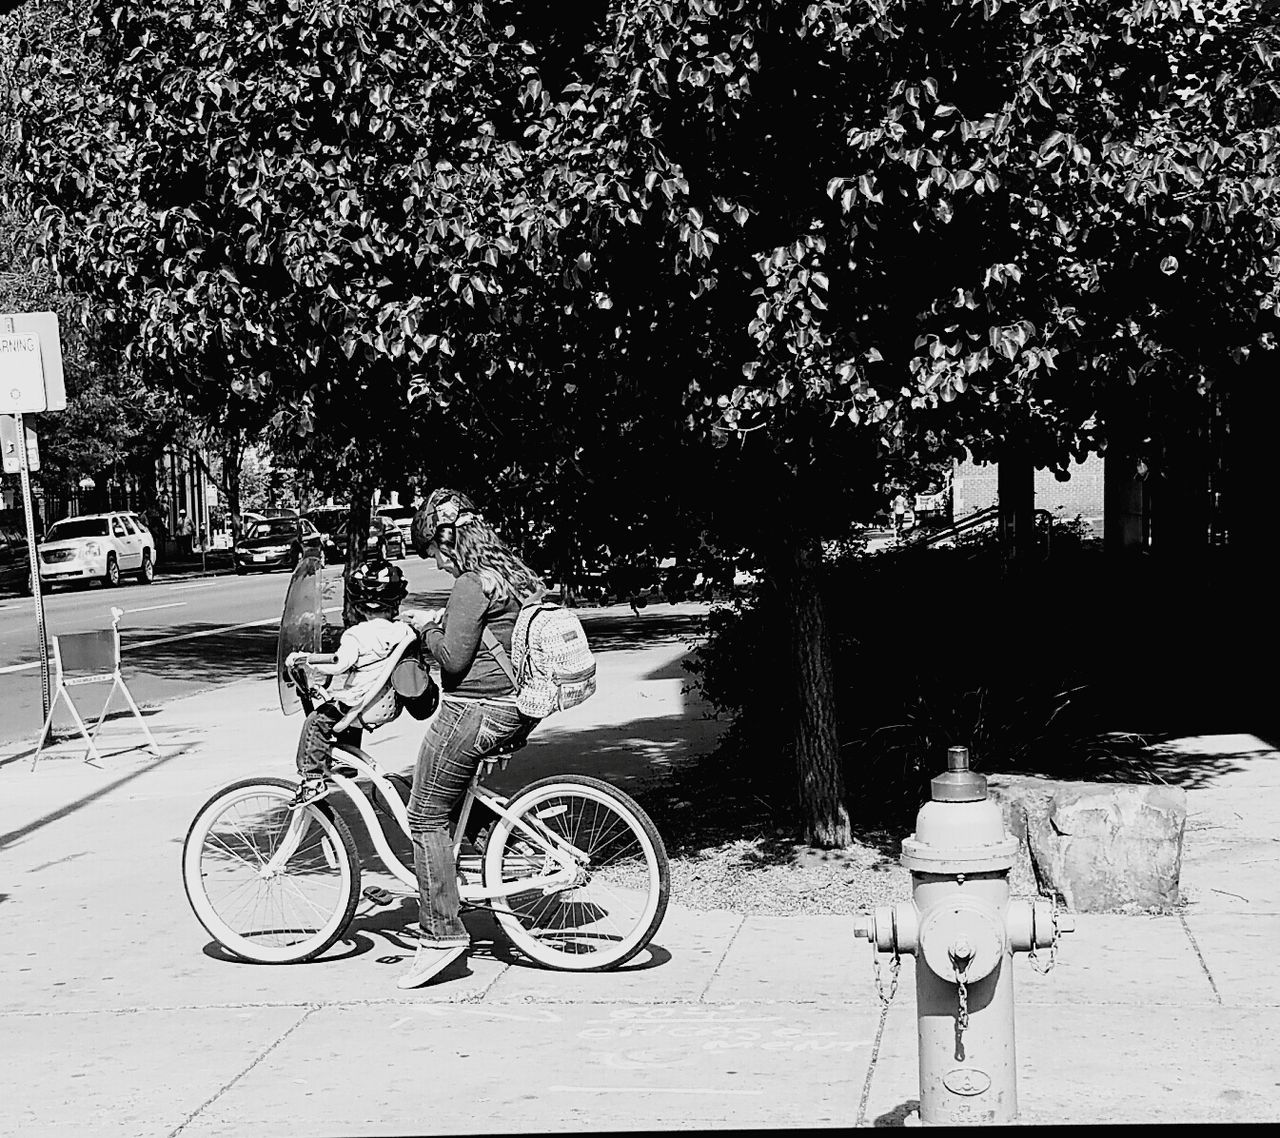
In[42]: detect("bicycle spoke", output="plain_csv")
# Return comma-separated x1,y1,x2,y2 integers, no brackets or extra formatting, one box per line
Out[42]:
186,783,358,961
493,784,666,963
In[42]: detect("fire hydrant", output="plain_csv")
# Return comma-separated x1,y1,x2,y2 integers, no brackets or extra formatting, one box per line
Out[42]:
853,746,1073,1125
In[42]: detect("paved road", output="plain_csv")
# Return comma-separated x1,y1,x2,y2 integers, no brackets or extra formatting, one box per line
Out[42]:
0,559,455,746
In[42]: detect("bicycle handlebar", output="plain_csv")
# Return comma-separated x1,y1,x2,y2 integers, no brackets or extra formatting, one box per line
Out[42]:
286,652,339,668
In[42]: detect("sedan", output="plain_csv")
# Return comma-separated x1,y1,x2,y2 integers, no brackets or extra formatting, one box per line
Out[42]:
334,515,407,561
301,508,348,560
234,517,325,574
1,523,32,594
375,505,416,549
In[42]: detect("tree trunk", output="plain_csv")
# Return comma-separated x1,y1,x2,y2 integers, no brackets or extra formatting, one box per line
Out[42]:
775,537,851,848
342,460,376,627
997,448,1036,565
1103,449,1148,554
560,528,580,607
222,432,244,540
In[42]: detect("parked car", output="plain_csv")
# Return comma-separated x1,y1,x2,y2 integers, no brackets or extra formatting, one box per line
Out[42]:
1,523,33,594
302,507,348,560
118,511,158,563
36,511,158,589
233,516,324,574
335,515,407,561
375,504,416,549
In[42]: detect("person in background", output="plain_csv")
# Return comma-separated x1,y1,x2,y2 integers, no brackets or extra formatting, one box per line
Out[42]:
892,492,908,538
178,509,197,556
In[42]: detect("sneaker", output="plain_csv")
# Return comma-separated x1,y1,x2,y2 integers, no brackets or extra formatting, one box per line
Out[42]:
395,943,467,990
326,757,360,778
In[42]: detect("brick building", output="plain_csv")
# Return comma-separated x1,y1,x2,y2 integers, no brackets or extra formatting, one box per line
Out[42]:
953,454,1106,538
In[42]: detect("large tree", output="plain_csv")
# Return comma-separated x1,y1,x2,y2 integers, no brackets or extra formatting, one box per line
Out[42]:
1,0,178,508
9,0,556,563
501,0,1280,842
13,0,1280,847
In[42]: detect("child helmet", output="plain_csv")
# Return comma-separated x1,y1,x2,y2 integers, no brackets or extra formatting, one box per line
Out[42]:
346,557,408,617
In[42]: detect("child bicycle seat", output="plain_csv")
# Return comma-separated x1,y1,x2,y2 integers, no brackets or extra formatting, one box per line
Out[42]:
330,622,421,733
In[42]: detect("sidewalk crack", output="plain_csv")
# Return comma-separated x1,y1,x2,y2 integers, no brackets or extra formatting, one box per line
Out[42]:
696,912,747,1002
1177,912,1222,1006
165,1004,317,1136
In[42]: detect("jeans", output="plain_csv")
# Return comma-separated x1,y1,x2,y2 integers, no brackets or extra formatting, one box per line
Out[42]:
406,697,529,946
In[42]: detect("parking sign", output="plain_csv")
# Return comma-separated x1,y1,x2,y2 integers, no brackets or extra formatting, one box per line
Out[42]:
0,312,66,412
0,332,46,413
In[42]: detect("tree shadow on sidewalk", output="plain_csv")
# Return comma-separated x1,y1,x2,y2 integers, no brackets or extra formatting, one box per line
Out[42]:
573,608,709,654
120,622,278,685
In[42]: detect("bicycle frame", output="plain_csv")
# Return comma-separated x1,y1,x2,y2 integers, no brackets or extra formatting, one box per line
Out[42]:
262,740,589,902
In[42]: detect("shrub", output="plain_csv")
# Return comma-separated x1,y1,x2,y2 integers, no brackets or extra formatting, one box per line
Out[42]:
687,533,1155,830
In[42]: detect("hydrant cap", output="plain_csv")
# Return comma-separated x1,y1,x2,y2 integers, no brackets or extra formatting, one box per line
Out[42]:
931,746,987,802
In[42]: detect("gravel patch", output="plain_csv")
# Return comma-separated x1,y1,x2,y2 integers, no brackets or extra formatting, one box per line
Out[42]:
666,835,912,915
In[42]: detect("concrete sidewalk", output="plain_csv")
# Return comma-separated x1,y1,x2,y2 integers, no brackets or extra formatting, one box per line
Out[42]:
1,624,1278,1132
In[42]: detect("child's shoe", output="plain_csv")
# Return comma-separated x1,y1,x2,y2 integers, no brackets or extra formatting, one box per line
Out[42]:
291,777,330,810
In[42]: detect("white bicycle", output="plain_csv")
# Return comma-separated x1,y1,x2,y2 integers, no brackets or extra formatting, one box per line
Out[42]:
182,629,669,970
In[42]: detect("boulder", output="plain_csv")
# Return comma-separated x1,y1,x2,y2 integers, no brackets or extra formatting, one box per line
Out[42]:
987,777,1187,912
985,775,1054,897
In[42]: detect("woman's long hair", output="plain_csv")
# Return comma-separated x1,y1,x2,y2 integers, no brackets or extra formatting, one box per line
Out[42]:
424,488,544,602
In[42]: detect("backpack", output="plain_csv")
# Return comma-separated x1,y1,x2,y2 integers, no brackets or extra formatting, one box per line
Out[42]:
483,594,596,718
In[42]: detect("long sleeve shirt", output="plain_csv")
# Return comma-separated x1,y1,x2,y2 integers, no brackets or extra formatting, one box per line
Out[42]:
421,570,519,699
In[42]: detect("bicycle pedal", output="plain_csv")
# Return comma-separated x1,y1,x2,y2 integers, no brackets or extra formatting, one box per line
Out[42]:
362,886,397,906
290,781,331,810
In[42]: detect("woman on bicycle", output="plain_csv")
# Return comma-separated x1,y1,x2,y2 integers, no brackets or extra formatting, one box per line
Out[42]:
396,488,542,989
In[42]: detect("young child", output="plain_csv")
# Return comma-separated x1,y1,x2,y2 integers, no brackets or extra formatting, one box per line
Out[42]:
291,557,411,805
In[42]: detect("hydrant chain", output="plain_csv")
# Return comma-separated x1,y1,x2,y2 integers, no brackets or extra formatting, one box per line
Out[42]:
873,949,901,1006
1028,899,1061,975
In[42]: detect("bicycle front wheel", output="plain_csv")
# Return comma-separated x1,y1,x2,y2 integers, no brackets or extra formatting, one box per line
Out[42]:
182,777,360,964
484,775,669,970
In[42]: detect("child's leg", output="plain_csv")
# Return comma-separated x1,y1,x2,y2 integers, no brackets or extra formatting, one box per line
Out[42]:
294,705,344,779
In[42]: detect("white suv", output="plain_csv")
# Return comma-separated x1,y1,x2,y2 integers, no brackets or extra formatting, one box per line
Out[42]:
38,511,158,589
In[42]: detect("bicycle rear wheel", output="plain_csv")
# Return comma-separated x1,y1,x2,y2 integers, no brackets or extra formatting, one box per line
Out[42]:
484,775,669,970
182,777,360,964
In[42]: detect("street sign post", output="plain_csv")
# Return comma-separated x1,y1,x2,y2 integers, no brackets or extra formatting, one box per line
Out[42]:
0,312,65,722
1,414,40,473
10,410,51,719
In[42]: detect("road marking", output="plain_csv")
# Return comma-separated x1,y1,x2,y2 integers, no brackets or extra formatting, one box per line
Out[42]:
123,614,281,651
0,606,340,674
0,660,43,675
166,581,221,592
122,602,187,614
547,1086,764,1096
